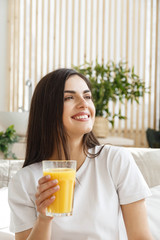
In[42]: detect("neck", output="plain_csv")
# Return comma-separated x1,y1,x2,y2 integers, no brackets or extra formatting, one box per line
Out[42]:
69,137,86,170
50,136,86,170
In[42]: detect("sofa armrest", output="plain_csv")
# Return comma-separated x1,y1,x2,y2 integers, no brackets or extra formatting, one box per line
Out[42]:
0,160,24,188
127,148,160,188
0,231,14,240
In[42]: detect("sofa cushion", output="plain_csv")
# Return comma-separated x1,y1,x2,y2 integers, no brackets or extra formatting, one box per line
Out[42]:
0,187,10,229
0,160,24,188
0,231,14,240
127,148,160,188
146,185,160,239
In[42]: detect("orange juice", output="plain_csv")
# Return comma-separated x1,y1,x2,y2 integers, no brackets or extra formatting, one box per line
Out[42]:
43,168,76,215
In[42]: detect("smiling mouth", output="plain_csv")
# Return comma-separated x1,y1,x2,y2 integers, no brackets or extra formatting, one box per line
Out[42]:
72,114,90,120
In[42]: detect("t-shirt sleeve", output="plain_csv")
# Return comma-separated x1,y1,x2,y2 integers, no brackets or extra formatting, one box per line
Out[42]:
108,147,152,205
8,170,37,233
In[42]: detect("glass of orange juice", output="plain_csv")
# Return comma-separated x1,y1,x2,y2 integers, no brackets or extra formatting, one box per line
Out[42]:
42,160,77,217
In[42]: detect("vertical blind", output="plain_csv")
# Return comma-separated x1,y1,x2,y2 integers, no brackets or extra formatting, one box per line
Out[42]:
8,0,160,147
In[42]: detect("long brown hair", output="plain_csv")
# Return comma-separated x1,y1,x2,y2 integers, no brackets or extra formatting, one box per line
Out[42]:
23,68,101,168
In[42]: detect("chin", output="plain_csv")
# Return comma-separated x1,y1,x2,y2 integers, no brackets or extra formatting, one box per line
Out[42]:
83,126,93,134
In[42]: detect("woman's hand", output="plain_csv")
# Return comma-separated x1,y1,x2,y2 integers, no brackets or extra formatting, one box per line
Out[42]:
15,176,59,240
35,175,60,217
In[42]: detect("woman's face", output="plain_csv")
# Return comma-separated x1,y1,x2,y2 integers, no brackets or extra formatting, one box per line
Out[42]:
63,75,95,138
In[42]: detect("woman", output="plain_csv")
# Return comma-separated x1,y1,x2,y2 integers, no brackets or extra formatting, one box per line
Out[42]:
8,68,153,240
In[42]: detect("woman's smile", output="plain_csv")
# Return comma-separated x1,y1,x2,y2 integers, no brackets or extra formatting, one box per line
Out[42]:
71,112,90,121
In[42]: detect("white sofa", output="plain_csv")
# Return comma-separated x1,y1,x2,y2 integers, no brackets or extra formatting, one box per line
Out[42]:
0,147,160,240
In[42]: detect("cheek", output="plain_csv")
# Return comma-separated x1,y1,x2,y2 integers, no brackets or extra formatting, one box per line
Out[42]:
91,103,96,116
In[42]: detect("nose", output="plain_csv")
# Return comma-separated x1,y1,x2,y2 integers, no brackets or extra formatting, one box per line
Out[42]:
77,97,88,109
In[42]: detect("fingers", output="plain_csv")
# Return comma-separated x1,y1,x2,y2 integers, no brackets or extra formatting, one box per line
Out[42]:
37,195,55,215
38,175,51,185
36,178,58,196
36,184,60,206
35,175,60,216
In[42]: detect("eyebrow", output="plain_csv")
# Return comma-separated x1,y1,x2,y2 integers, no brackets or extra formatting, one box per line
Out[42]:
64,90,91,94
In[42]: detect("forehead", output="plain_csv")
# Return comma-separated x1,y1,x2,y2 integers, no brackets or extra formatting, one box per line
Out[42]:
64,75,89,91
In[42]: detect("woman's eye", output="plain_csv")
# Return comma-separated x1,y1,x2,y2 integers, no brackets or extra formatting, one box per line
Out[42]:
84,95,92,100
64,96,73,101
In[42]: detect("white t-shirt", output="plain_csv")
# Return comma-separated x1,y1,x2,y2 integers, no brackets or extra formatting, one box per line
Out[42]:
8,145,151,239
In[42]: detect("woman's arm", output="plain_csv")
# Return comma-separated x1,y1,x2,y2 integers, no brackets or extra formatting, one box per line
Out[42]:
121,199,153,240
15,175,59,240
15,215,52,240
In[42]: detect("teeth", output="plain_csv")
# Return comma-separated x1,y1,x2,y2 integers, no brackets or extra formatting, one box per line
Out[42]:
74,115,88,120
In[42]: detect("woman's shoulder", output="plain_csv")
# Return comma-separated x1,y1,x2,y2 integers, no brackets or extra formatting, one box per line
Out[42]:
17,161,42,175
9,162,42,188
94,144,130,155
93,144,133,166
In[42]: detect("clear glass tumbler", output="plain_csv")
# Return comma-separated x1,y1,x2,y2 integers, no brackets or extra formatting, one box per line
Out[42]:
42,160,77,217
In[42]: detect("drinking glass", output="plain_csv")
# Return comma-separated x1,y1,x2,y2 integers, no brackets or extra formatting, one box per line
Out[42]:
42,160,77,217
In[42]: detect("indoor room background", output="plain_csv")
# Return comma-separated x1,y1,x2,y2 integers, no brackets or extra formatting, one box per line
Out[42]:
0,0,160,147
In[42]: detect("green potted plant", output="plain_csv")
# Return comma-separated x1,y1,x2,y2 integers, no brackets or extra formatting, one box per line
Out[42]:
0,125,19,159
74,60,147,137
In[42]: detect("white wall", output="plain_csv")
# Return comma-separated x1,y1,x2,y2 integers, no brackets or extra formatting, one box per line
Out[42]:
0,0,9,111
